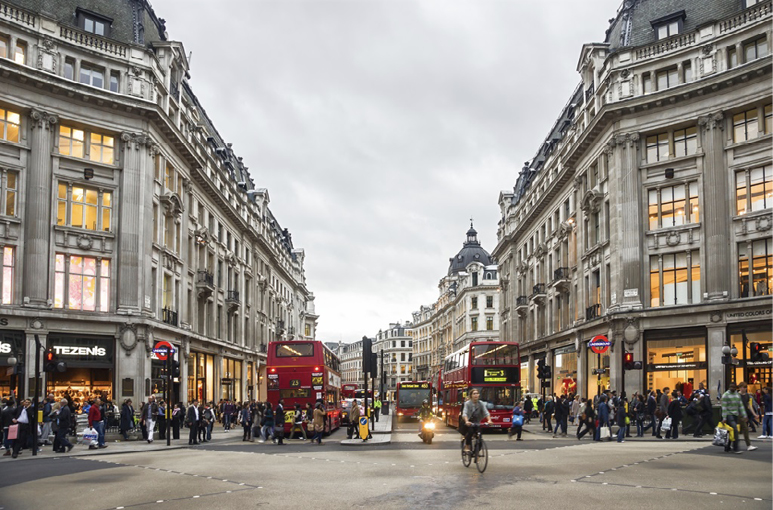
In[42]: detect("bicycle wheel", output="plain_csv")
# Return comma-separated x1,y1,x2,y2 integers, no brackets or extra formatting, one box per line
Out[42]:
475,438,488,473
461,440,471,467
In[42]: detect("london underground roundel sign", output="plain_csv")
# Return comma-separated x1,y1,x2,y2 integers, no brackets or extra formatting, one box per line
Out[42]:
153,341,175,361
589,335,610,355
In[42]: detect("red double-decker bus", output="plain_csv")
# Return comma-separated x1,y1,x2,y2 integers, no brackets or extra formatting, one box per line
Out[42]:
440,341,520,430
395,381,432,421
267,340,343,434
342,383,359,399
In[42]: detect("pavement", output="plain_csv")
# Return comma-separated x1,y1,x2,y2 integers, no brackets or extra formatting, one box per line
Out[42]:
340,410,393,445
0,417,769,510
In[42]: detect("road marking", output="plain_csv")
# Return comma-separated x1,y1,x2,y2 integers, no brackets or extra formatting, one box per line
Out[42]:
193,496,200,499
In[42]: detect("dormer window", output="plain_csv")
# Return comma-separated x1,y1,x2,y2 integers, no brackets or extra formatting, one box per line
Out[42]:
76,8,112,38
651,11,685,40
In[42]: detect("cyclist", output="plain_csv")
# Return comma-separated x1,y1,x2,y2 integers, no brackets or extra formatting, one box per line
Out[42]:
418,399,433,435
462,388,493,452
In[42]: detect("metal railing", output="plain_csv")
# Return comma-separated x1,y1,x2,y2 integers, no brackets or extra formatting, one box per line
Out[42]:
226,290,240,303
162,308,178,327
586,303,601,321
196,270,214,286
531,283,546,297
553,267,570,282
516,296,529,307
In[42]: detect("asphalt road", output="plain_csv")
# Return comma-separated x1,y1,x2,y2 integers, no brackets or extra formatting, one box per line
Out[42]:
0,418,770,510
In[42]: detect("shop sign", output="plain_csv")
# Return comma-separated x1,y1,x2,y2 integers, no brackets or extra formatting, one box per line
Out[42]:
726,309,772,320
48,336,114,365
745,360,773,367
589,335,610,354
53,346,107,357
647,361,708,371
0,341,11,355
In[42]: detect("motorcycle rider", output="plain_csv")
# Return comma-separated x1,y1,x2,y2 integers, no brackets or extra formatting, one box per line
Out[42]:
418,399,434,436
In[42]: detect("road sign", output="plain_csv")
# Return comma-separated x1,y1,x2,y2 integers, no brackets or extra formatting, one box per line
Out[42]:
153,341,175,361
358,416,369,440
589,335,610,355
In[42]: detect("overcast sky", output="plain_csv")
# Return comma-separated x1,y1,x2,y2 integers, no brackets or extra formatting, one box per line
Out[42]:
153,0,621,343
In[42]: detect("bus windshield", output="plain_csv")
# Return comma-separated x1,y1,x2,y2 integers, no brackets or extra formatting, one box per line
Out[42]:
275,343,314,357
471,344,519,365
480,387,516,410
398,388,431,408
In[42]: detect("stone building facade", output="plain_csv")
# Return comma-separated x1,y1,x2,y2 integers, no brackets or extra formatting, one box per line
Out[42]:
495,0,772,399
374,322,413,400
412,225,500,387
0,0,318,407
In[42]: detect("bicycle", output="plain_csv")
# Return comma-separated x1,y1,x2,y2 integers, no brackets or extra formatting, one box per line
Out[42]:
460,424,488,473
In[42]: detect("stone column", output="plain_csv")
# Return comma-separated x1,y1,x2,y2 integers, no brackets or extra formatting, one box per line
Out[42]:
616,132,644,309
707,323,726,394
23,109,57,307
575,332,585,398
699,112,730,301
527,353,535,394
117,132,149,313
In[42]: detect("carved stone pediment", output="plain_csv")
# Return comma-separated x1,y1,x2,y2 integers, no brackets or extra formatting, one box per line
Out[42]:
160,192,184,217
193,227,211,245
534,242,548,259
581,189,603,214
558,221,574,241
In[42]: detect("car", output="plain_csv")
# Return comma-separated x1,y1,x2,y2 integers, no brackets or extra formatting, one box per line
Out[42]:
340,398,364,426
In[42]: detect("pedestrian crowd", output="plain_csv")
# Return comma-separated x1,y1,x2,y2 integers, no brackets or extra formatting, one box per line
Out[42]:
506,381,771,451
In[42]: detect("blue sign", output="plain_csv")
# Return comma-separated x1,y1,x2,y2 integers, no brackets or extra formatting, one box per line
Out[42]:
359,417,368,426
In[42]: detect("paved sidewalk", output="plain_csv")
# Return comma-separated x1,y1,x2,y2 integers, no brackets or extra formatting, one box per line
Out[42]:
0,427,241,462
341,411,393,446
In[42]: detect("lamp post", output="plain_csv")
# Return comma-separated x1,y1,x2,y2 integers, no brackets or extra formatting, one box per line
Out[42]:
721,343,738,393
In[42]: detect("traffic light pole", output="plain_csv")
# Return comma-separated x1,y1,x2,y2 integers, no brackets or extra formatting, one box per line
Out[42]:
165,348,171,447
621,350,626,400
32,334,42,456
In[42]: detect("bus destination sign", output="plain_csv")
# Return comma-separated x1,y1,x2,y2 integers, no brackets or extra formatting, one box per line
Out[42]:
401,383,429,389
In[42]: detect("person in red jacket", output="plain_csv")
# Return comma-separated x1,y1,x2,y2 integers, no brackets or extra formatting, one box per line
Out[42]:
87,398,107,449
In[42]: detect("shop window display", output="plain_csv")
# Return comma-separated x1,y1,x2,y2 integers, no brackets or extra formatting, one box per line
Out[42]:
47,367,112,413
553,349,577,396
730,328,772,394
586,349,609,397
645,334,706,396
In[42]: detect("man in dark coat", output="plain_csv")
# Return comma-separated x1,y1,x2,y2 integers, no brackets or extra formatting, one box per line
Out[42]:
11,399,33,458
56,399,74,453
186,400,199,445
120,399,135,441
2,399,17,456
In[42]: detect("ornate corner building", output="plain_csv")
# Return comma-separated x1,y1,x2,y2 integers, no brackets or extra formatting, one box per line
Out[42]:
0,0,319,406
412,224,500,386
494,0,772,399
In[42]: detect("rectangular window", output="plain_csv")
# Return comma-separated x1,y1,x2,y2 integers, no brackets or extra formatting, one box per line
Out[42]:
647,183,699,229
650,251,699,307
729,47,738,69
486,296,493,308
3,171,17,217
673,127,697,157
89,133,114,164
79,65,104,88
471,316,478,331
83,17,107,36
643,73,652,94
58,126,85,158
656,67,678,90
54,254,110,311
744,37,768,63
165,163,175,191
646,132,669,163
14,41,25,65
0,35,7,59
64,58,75,80
109,71,119,93
56,183,112,231
683,62,692,83
471,297,477,309
739,239,772,297
765,104,772,134
656,20,680,40
1,246,13,304
486,317,493,331
734,108,758,142
736,166,773,214
0,108,20,143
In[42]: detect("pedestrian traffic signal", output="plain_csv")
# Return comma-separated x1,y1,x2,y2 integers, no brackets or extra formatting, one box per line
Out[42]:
362,336,373,374
171,359,181,378
543,365,552,379
537,358,545,379
44,348,67,373
624,352,634,370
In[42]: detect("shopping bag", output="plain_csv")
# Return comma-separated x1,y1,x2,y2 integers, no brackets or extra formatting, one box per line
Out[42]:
7,424,18,440
512,414,524,427
82,427,98,445
661,417,672,431
712,426,729,447
599,426,611,439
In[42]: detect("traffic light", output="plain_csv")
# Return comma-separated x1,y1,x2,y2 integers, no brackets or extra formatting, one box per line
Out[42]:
624,352,634,370
362,336,373,374
44,349,66,373
171,359,181,379
543,365,552,379
537,359,545,379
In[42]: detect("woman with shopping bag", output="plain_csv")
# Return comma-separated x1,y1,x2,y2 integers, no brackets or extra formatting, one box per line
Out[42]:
665,390,682,439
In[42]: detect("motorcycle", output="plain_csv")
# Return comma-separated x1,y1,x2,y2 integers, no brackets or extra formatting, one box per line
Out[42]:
420,419,435,444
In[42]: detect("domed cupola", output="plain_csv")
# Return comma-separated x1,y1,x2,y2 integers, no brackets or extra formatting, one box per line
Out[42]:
448,222,494,276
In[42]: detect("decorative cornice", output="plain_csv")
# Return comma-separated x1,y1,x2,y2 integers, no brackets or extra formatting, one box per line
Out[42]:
120,131,151,151
698,111,725,131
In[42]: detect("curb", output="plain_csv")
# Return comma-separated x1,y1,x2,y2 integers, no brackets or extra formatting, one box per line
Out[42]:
340,436,392,446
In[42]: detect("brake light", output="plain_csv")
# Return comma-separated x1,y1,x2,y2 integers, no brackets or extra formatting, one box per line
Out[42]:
314,366,320,371
270,368,276,373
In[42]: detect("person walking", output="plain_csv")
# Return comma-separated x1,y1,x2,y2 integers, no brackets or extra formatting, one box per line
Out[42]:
157,400,167,441
350,400,361,439
119,399,134,441
186,400,200,445
10,399,33,458
40,394,54,446
616,398,627,443
240,403,252,441
641,391,658,436
374,398,382,422
88,398,107,449
577,399,596,440
737,382,758,451
223,400,235,431
260,402,274,443
171,403,182,440
721,382,745,453
543,397,554,433
654,387,670,439
289,404,307,440
202,403,215,443
310,401,326,445
665,390,682,439
633,395,645,437
141,396,159,443
508,401,525,441
54,399,73,453
523,396,534,424
274,399,286,445
1,398,16,456
594,395,610,442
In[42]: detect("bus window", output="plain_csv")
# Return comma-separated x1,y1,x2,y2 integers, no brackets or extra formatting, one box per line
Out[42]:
276,343,314,357
479,387,515,410
471,344,518,365
280,388,310,399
